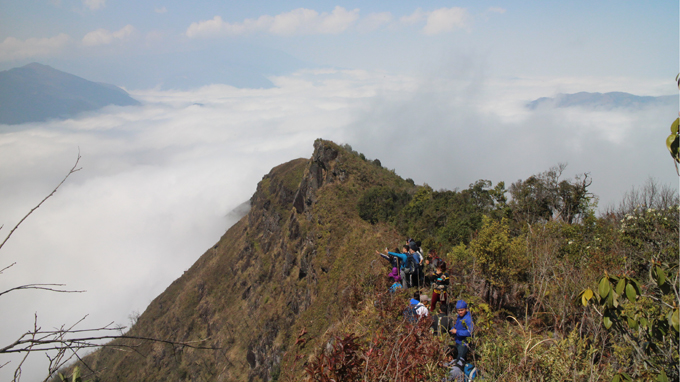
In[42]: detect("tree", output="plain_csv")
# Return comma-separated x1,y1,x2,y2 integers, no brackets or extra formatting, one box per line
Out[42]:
509,164,592,224
469,216,528,309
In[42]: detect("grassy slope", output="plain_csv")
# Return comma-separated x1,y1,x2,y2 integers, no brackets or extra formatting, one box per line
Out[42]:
71,140,416,381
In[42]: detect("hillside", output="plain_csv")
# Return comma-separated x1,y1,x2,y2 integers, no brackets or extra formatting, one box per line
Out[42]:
0,63,140,125
59,140,679,382
71,140,416,381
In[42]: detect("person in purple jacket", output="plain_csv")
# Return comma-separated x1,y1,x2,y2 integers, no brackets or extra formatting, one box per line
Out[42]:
449,299,474,365
388,267,401,283
376,246,410,288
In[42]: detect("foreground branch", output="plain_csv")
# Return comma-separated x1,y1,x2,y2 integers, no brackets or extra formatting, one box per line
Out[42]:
0,151,81,251
0,284,85,298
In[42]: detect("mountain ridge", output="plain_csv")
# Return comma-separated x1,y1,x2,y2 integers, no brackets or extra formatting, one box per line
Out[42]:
526,91,677,110
0,63,140,125
70,140,414,381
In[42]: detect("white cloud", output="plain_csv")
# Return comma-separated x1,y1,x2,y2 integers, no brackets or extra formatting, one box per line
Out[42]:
268,8,319,35
356,12,393,32
82,25,135,46
399,7,470,34
0,33,69,62
155,6,167,14
422,7,470,35
186,16,230,38
316,6,360,34
0,69,674,381
400,8,426,25
185,6,359,38
83,0,105,10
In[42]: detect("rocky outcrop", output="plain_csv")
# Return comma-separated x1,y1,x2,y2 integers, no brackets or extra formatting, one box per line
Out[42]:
293,139,344,214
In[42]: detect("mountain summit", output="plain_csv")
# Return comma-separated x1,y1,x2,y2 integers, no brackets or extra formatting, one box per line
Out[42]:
0,63,140,125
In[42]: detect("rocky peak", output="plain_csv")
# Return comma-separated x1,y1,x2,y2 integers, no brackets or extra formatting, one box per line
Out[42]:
293,139,346,214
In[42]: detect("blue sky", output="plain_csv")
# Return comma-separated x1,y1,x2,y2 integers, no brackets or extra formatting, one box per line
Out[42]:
0,2,678,380
0,1,677,88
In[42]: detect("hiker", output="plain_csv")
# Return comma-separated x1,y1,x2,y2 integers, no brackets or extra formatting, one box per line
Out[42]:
450,300,474,365
389,279,403,293
376,247,407,288
440,350,465,382
388,267,401,283
405,291,429,321
386,245,413,288
388,267,403,293
424,249,446,286
376,248,401,269
430,264,450,313
405,245,420,288
408,240,423,288
431,303,454,336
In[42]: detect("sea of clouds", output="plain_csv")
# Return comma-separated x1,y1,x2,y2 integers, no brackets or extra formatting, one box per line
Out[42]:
0,68,676,380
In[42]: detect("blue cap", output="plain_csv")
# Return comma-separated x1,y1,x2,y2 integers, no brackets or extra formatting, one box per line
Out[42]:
456,300,468,309
410,298,420,305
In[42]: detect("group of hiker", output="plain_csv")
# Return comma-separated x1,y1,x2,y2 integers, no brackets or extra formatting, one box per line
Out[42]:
376,239,477,382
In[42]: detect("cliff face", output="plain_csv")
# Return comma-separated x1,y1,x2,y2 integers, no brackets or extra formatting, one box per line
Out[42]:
76,140,415,381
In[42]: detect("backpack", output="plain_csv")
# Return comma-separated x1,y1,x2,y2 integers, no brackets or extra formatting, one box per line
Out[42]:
404,253,416,274
464,363,478,380
403,304,419,323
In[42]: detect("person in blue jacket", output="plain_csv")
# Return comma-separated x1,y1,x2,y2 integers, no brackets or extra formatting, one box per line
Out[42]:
379,245,410,288
449,299,473,365
376,246,409,288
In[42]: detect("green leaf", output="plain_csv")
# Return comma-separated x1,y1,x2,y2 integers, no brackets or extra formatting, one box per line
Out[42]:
606,290,616,308
630,279,642,295
667,134,677,153
627,316,638,330
615,278,625,295
668,134,680,162
657,369,669,382
603,315,613,329
640,317,648,328
598,277,610,299
625,283,636,303
672,118,679,134
672,309,679,332
621,372,633,382
656,266,667,286
612,375,620,382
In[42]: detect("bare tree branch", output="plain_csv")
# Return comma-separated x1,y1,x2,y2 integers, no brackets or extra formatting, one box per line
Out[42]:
0,151,81,252
0,262,16,275
11,314,39,382
0,284,85,298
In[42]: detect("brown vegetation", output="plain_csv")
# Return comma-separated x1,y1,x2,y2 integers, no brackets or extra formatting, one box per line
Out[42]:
59,140,678,382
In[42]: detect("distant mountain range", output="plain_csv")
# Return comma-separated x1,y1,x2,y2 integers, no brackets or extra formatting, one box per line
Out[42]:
0,63,140,125
527,91,678,110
